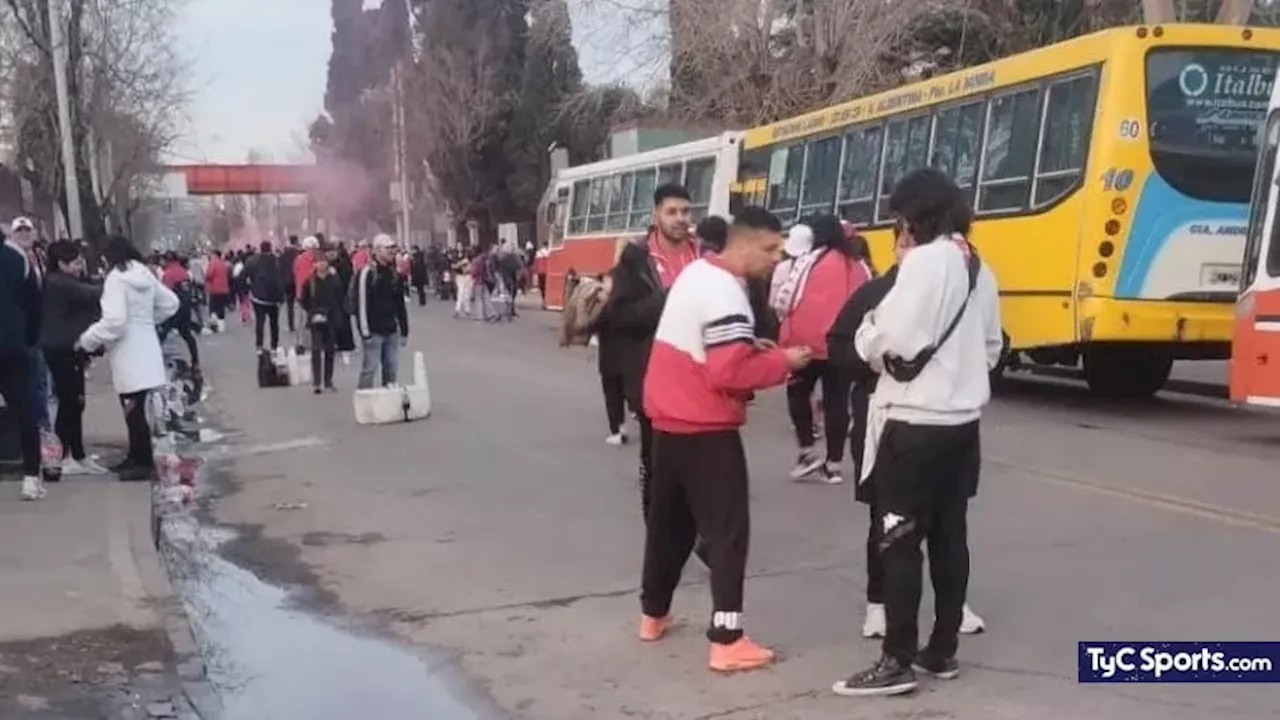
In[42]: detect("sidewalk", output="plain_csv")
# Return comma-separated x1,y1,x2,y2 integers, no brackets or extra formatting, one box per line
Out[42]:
0,369,195,719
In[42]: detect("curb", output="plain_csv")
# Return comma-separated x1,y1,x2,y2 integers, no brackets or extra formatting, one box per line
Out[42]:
126,479,223,719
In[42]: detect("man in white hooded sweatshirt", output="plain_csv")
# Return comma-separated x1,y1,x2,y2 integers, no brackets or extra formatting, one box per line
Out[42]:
833,168,1002,697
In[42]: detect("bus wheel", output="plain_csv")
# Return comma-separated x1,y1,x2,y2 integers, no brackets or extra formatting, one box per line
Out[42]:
1082,346,1173,400
989,330,1012,393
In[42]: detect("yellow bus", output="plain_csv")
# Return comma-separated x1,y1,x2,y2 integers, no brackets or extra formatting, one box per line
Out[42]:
738,24,1280,398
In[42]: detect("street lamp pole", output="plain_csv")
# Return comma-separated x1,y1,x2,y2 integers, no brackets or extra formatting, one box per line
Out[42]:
49,0,84,240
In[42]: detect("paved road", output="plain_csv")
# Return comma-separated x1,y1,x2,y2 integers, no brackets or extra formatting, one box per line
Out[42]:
195,304,1280,720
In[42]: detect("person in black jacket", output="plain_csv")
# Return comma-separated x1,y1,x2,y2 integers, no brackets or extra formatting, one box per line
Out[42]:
598,183,709,565
40,240,108,475
349,234,409,388
410,246,429,306
300,250,345,393
827,257,898,642
280,236,300,333
591,274,629,445
247,241,284,350
0,226,44,498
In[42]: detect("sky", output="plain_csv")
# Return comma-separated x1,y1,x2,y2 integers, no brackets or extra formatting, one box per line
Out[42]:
172,0,333,164
173,0,658,164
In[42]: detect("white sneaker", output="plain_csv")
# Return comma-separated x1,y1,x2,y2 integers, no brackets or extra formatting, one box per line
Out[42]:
76,456,111,475
960,604,986,634
789,447,824,480
819,461,844,485
862,602,886,638
605,433,626,446
21,476,46,501
61,458,86,475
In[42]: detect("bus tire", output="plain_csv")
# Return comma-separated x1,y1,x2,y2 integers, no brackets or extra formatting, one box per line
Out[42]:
1082,346,1173,400
989,330,1011,393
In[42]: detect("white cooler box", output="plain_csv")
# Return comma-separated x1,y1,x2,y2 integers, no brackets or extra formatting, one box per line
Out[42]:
286,348,312,387
352,352,431,425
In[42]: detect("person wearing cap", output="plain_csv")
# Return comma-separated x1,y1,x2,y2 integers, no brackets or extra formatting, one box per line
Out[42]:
348,234,408,389
9,217,52,433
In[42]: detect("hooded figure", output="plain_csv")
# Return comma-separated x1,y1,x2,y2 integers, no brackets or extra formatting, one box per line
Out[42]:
79,252,179,394
78,237,180,480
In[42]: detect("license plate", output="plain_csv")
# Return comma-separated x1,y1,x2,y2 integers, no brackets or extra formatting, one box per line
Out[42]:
1201,263,1240,288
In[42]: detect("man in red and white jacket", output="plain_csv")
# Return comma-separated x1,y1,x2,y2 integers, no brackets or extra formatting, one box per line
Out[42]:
637,206,812,674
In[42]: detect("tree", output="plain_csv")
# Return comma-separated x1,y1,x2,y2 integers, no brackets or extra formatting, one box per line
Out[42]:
404,0,532,241
647,0,938,124
0,0,187,247
317,0,401,235
504,0,584,218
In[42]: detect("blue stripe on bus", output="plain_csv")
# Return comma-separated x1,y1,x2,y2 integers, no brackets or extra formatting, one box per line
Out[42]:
1114,174,1246,298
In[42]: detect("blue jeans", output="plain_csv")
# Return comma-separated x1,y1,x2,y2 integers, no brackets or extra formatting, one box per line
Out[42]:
358,333,400,389
27,346,50,430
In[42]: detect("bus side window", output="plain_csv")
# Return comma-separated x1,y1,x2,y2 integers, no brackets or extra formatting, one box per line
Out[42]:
932,101,984,196
568,180,590,235
838,125,882,225
606,173,633,231
767,143,804,226
799,135,841,218
877,115,928,222
686,158,716,221
629,169,658,230
586,177,609,232
978,86,1041,213
1033,74,1097,207
658,163,683,187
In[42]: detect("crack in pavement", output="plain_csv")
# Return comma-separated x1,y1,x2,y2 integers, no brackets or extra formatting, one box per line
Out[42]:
688,690,820,720
988,455,1280,535
962,660,1071,681
405,560,846,622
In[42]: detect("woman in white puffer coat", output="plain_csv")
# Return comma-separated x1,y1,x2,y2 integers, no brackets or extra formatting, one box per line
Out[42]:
77,236,179,481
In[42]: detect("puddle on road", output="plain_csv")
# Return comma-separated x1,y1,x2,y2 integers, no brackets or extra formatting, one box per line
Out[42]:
164,522,483,720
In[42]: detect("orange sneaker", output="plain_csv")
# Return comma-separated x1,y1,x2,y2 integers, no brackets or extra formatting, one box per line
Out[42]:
709,635,775,673
638,614,672,642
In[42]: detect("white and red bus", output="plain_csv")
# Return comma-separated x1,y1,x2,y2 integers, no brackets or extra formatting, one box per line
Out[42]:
537,132,743,309
1234,78,1280,408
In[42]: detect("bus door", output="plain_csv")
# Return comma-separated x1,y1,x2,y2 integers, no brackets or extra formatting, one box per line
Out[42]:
1231,110,1280,407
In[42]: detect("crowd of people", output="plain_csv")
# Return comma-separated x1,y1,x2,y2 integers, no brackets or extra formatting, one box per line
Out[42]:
0,223,464,500
564,168,1002,697
4,166,1000,699
2,219,184,501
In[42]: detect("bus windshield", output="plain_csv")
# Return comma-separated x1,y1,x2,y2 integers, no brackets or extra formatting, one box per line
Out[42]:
1146,48,1279,202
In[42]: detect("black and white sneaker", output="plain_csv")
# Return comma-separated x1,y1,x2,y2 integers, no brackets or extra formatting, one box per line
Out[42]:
913,651,960,680
832,654,918,697
788,447,824,480
819,462,844,485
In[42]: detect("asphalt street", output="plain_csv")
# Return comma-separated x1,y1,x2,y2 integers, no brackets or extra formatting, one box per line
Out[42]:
193,301,1280,720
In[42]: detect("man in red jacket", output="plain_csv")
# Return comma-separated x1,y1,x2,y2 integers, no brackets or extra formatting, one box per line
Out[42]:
637,207,811,673
204,250,231,332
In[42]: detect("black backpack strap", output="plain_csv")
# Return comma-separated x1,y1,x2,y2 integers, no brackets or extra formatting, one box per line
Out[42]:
929,249,981,355
882,246,981,383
